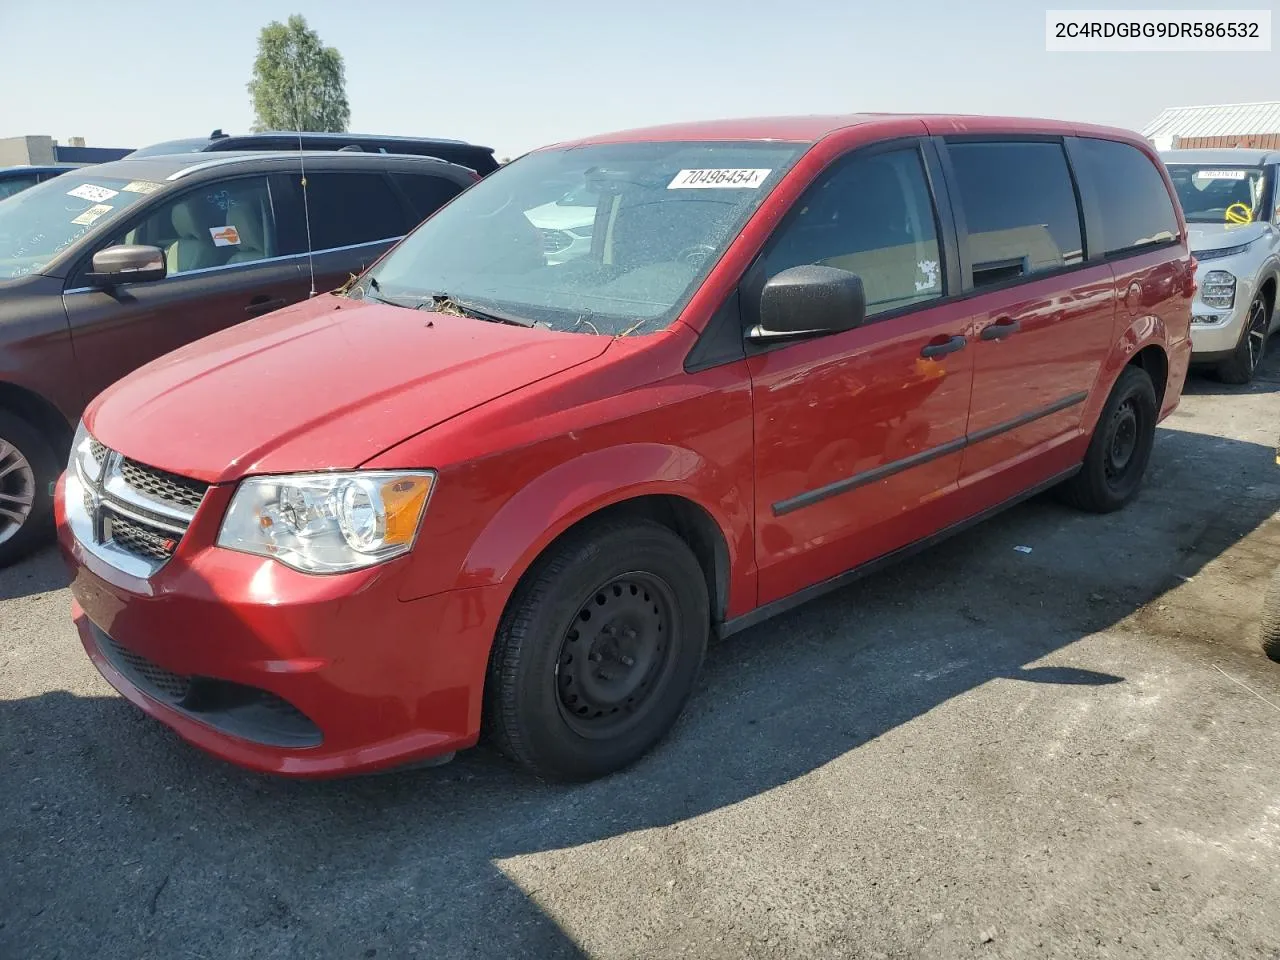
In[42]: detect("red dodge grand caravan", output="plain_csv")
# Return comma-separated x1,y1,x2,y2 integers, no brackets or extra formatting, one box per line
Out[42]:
57,115,1194,781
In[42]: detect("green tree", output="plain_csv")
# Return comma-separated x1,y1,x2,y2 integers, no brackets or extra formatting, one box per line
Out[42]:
247,15,350,133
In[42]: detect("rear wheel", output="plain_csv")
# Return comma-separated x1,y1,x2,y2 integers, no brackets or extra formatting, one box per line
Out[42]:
485,519,709,781
1216,293,1270,385
1261,567,1280,663
0,410,59,567
1058,366,1157,513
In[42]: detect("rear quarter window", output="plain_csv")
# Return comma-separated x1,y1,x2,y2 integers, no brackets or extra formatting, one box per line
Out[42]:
391,173,464,226
1072,138,1179,256
304,172,410,250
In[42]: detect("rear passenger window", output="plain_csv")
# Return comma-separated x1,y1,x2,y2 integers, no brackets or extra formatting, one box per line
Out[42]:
1072,138,1179,255
759,148,944,317
304,173,409,250
392,174,463,225
947,141,1083,289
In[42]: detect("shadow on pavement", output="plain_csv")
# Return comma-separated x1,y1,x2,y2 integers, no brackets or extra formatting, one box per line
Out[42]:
0,543,69,602
2,425,1278,959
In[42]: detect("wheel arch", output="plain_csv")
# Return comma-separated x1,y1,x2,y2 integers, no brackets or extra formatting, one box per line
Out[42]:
0,380,75,458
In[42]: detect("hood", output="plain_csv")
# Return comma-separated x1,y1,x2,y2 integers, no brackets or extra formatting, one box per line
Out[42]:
86,297,610,484
1187,221,1269,254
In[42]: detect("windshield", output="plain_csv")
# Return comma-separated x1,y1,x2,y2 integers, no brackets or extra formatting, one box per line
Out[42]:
360,141,805,335
0,174,158,280
1166,164,1269,224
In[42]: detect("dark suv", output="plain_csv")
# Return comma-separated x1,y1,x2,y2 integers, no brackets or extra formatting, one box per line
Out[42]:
0,150,477,563
128,130,499,176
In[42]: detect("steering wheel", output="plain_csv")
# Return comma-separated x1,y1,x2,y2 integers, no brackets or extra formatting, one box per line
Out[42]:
675,243,717,266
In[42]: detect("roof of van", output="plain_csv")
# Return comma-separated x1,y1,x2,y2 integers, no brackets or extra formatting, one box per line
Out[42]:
548,114,1145,148
46,151,467,185
1160,147,1280,165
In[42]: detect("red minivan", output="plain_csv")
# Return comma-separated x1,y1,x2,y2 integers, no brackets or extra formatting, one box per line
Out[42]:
56,115,1194,781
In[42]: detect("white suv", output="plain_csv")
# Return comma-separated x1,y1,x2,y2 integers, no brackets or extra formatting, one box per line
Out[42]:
1162,149,1280,383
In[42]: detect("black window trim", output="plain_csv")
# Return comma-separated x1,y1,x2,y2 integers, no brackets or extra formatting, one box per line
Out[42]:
685,136,960,371
65,171,283,289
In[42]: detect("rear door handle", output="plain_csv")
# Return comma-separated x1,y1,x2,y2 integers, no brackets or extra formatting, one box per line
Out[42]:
980,318,1021,341
920,335,967,359
245,296,287,317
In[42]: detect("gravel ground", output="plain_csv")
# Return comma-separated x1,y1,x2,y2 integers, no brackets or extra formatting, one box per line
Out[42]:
3,353,1280,960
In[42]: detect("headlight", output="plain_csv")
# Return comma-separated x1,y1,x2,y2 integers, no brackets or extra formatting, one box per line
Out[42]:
1192,241,1254,262
217,471,435,573
69,421,105,484
1200,270,1236,310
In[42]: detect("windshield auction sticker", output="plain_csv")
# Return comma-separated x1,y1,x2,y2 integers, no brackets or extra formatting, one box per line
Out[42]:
1197,169,1248,180
121,180,163,194
67,184,119,203
70,203,114,225
668,169,772,189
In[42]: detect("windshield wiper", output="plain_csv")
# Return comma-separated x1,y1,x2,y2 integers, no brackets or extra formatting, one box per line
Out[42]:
420,293,534,328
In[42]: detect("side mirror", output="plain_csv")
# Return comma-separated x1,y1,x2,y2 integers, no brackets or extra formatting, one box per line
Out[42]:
86,245,166,286
748,264,866,342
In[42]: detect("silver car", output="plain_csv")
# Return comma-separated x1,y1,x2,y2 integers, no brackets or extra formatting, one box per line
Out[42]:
1161,149,1280,383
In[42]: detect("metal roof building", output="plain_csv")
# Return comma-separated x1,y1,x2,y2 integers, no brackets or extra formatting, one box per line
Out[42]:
1143,101,1280,151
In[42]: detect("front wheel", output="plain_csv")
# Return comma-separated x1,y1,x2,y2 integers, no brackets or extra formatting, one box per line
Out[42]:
1057,366,1157,513
0,411,59,567
485,519,709,781
1261,567,1280,663
1217,293,1270,385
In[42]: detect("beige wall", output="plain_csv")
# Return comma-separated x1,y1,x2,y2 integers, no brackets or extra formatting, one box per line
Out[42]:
0,136,56,166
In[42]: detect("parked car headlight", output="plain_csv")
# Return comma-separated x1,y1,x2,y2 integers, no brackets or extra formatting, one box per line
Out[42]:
1192,241,1254,263
217,471,435,573
69,420,104,484
1200,270,1236,310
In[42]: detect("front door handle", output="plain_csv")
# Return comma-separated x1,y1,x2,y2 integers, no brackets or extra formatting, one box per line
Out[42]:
245,296,287,317
980,318,1021,341
920,335,967,359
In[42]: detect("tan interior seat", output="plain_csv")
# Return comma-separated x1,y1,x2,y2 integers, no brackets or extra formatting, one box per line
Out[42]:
165,204,223,274
224,200,268,264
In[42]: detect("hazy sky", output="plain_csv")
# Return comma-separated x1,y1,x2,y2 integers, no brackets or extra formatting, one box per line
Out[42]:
2,0,1276,158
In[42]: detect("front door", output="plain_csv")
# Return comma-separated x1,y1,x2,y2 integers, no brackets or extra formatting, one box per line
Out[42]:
940,139,1116,492
62,173,307,405
747,143,975,605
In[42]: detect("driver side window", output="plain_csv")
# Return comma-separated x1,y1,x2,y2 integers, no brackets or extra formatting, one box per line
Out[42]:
758,147,944,318
112,176,277,277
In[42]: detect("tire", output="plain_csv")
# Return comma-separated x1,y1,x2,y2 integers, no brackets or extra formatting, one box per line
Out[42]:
0,410,60,567
1058,366,1157,513
484,518,709,781
1262,567,1280,664
1216,293,1270,385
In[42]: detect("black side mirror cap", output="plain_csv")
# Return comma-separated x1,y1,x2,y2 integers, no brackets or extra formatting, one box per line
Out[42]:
86,244,167,287
748,264,867,342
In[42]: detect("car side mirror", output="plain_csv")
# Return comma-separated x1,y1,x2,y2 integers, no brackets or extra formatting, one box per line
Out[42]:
86,244,167,286
747,264,867,342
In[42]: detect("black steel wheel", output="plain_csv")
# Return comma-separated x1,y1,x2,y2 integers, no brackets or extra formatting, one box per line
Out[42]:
485,518,709,781
1058,365,1157,513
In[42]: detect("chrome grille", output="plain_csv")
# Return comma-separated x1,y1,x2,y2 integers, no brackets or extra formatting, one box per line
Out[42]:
104,511,176,563
72,440,208,574
119,458,208,511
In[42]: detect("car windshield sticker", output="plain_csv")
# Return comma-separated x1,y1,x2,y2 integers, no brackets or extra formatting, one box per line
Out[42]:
67,184,119,203
70,203,114,226
210,225,241,246
1224,202,1253,225
915,259,940,292
1197,170,1247,180
668,168,772,190
121,180,163,195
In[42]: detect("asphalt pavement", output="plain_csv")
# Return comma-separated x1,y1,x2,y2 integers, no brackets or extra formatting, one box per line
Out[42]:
4,352,1280,960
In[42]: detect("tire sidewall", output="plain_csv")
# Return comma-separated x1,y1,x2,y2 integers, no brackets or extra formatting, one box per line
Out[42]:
1082,367,1157,511
503,524,709,780
0,410,60,566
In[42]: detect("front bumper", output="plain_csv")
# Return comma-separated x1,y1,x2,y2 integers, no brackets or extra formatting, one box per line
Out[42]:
1188,265,1256,358
56,473,504,777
